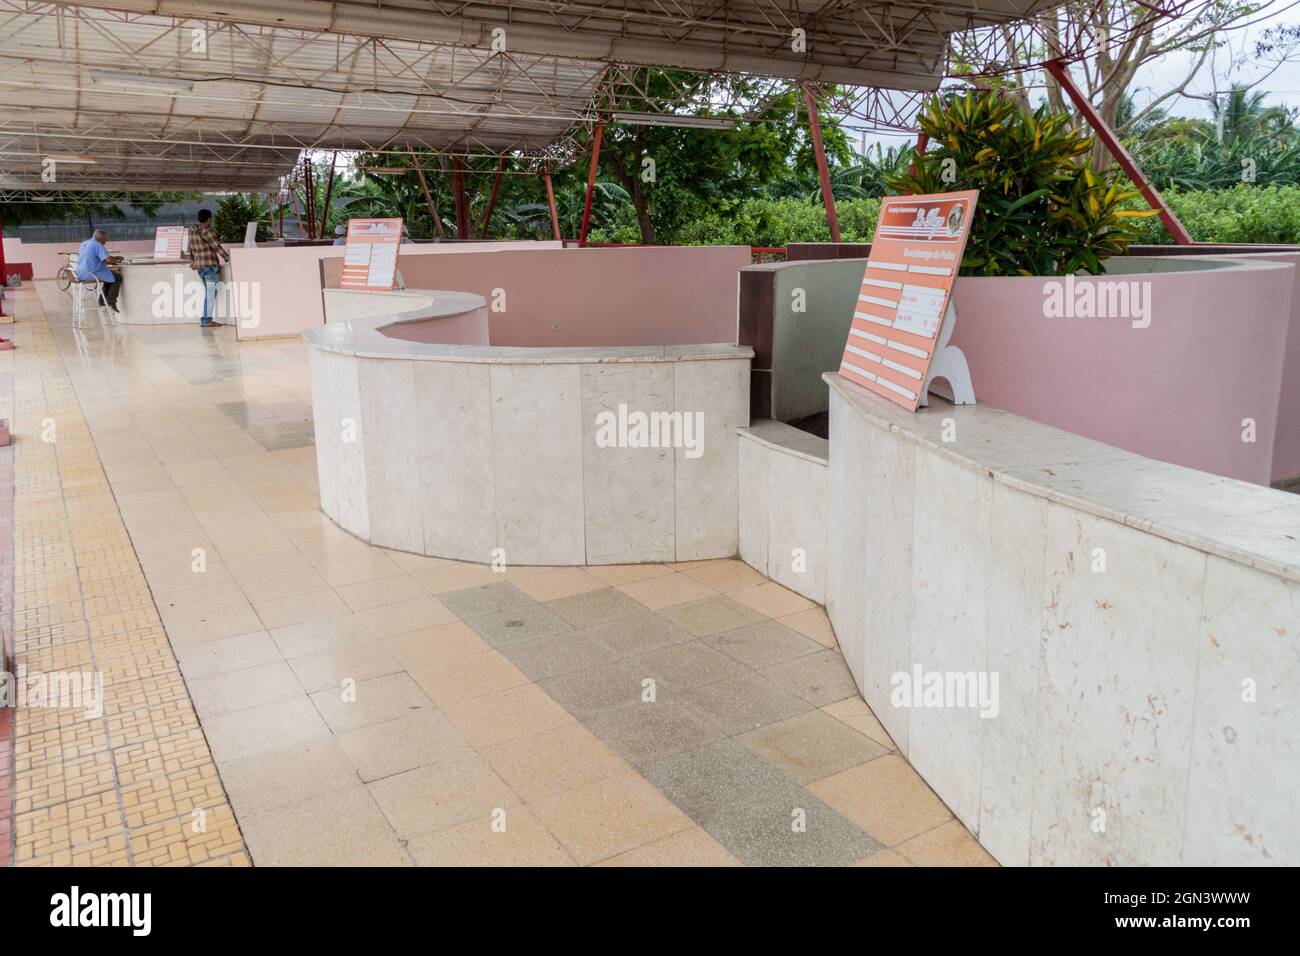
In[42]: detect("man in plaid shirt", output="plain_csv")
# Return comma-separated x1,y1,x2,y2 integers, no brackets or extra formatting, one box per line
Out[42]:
187,209,230,328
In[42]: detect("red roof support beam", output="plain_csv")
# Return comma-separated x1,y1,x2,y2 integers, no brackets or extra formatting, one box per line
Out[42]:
317,151,338,239
1044,59,1193,246
0,219,7,317
544,172,563,242
478,157,506,239
451,156,470,240
803,84,841,243
909,132,929,178
579,123,605,248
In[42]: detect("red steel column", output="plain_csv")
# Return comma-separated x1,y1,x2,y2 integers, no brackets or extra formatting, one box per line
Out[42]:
908,132,929,178
0,219,8,317
1045,59,1193,245
451,156,470,240
478,157,506,238
543,173,563,242
579,123,605,248
803,84,841,243
317,152,338,239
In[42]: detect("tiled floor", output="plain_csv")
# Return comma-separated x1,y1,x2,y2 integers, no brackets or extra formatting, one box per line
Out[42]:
0,283,994,867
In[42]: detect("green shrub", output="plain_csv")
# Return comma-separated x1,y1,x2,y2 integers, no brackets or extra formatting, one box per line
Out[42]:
1124,183,1300,245
886,91,1154,275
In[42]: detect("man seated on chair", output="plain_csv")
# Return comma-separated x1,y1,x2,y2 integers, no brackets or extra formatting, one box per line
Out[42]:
187,209,231,328
75,229,123,312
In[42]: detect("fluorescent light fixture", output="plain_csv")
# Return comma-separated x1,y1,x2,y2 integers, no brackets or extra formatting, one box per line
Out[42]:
611,111,736,130
362,166,409,175
88,69,194,91
45,154,98,164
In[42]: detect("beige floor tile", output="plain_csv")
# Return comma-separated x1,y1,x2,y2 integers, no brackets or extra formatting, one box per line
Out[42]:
595,826,742,867
308,551,405,588
511,567,606,602
412,562,502,594
406,808,576,867
531,770,693,866
408,650,532,706
808,754,952,846
154,581,249,617
271,613,374,659
896,820,998,867
173,630,282,679
288,639,404,693
822,696,896,750
681,559,768,592
252,589,350,630
480,722,630,803
309,672,434,733
161,602,265,645
242,786,411,866
727,581,816,618
852,848,914,867
221,738,360,817
335,574,428,612
616,572,718,610
584,563,676,586
356,596,457,638
377,621,493,670
337,711,474,782
367,755,521,838
189,660,305,717
203,696,331,762
779,607,839,647
441,683,576,749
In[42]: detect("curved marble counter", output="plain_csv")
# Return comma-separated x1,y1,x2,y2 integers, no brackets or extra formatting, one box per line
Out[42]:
823,370,1300,866
306,289,752,565
114,259,233,325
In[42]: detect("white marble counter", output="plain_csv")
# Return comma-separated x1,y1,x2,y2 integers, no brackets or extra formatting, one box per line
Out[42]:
823,371,1300,866
114,260,232,325
307,288,752,565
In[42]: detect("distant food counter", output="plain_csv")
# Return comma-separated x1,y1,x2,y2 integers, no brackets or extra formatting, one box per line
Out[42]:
113,258,233,325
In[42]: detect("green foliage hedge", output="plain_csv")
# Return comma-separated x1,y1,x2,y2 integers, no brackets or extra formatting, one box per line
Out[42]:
648,186,1300,250
1124,184,1300,245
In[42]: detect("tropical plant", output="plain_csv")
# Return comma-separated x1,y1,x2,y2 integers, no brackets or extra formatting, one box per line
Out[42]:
886,90,1156,275
212,194,274,243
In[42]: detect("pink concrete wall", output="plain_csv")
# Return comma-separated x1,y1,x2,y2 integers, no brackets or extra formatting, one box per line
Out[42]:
322,245,750,347
949,258,1293,486
3,237,157,279
229,240,561,339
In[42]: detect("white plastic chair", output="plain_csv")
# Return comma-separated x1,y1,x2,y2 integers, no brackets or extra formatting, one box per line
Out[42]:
73,277,114,327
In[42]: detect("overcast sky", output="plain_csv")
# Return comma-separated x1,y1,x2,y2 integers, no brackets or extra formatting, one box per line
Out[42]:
851,1,1300,149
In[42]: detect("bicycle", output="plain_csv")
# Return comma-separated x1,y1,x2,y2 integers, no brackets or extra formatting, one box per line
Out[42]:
56,253,78,293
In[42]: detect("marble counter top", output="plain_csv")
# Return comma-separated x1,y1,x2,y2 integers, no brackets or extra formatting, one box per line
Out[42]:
825,371,1300,582
306,288,753,365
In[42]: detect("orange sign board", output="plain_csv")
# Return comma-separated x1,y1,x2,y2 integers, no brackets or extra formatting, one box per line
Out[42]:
340,218,403,291
837,190,978,410
153,225,186,259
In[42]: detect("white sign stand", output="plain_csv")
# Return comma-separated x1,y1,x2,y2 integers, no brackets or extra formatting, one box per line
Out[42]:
918,298,976,407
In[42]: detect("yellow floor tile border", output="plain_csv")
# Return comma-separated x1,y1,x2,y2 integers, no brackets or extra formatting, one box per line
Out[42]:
6,288,248,866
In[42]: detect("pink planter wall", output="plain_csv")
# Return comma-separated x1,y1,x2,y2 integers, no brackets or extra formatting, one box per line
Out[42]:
322,245,750,348
949,256,1294,486
3,238,157,278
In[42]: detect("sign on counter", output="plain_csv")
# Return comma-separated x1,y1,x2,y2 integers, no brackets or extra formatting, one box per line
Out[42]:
153,225,187,259
340,218,403,291
837,190,978,410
